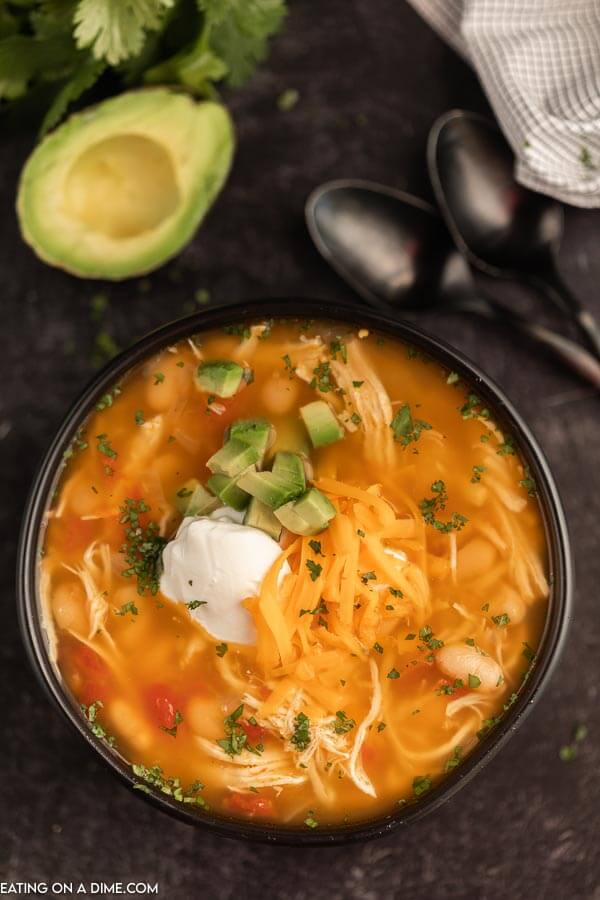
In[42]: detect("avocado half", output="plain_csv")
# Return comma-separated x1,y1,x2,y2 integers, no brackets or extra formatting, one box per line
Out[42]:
17,89,234,280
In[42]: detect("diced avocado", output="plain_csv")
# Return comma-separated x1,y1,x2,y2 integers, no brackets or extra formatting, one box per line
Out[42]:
197,361,246,398
206,437,259,477
244,497,282,541
274,501,314,536
236,469,302,509
174,479,220,517
229,418,274,460
271,451,306,493
16,90,234,280
293,488,336,531
300,401,344,448
207,467,254,511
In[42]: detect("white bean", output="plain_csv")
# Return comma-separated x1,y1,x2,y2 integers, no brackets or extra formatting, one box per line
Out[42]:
437,644,503,692
52,580,89,635
457,537,497,581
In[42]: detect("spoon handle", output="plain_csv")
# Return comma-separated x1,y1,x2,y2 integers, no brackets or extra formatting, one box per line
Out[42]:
455,295,600,390
534,267,600,360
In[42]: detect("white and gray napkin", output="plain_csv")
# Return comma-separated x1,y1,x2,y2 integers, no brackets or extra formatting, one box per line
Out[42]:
407,0,600,208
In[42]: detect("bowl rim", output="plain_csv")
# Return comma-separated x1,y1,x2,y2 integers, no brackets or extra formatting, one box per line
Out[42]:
16,298,573,846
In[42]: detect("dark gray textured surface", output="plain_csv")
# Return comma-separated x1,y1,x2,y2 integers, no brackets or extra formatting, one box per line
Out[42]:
1,2,598,898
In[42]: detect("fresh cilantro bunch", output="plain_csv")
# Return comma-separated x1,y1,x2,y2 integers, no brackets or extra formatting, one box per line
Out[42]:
0,0,287,134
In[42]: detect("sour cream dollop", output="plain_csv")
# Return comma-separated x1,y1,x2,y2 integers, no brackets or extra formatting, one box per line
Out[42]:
160,509,288,645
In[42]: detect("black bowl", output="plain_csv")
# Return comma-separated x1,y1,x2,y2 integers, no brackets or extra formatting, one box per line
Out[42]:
17,299,572,846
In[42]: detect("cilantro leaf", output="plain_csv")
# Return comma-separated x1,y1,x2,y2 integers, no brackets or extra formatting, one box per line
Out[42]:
74,0,174,66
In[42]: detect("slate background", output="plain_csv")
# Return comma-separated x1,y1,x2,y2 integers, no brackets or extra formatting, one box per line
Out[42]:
1,2,599,898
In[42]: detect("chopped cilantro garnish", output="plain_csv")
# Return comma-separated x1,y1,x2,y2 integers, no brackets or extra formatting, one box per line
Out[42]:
419,480,468,533
377,722,386,733
390,403,432,447
373,642,384,654
446,372,460,385
471,465,486,483
330,338,348,363
115,600,138,617
291,712,311,751
282,353,296,377
357,529,366,538
412,774,432,796
96,433,117,460
186,600,207,610
444,746,463,772
361,570,376,584
350,412,362,426
306,560,322,581
387,668,400,680
352,380,364,388
134,409,145,426
308,540,323,556
333,710,355,735
81,700,115,747
217,704,262,757
119,498,166,596
310,361,334,393
132,764,207,808
304,815,318,829
460,393,490,420
215,642,228,657
492,613,510,628
95,386,122,411
389,587,403,598
497,435,516,456
468,673,481,689
435,678,464,696
153,372,165,385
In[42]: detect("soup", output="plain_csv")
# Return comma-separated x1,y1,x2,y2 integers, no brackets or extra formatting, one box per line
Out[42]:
40,318,549,828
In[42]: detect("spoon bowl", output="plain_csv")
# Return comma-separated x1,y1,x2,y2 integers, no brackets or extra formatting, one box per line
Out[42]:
305,178,600,389
428,109,600,355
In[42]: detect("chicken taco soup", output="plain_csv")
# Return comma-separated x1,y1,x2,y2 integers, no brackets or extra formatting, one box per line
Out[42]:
39,317,549,829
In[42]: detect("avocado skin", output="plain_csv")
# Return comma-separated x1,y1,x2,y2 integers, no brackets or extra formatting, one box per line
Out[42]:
16,88,235,280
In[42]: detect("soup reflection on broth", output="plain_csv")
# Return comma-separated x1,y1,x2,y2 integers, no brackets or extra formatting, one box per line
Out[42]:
40,319,549,827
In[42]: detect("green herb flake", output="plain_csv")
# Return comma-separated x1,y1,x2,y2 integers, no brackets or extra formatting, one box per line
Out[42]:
153,372,165,385
412,774,432,796
377,722,386,732
492,613,510,628
215,642,228,657
308,540,323,556
497,435,516,456
330,338,348,363
119,498,166,596
350,412,362,426
444,746,463,772
304,815,318,829
333,710,356,735
310,361,334,393
447,372,460,385
373,642,384,654
291,712,311,751
306,560,322,581
468,673,481,689
390,403,432,447
352,380,364,388
115,600,138,617
96,433,117,460
282,353,296,377
387,668,400,680
419,480,468,533
186,600,207,610
81,700,115,747
471,465,486,483
134,409,145,426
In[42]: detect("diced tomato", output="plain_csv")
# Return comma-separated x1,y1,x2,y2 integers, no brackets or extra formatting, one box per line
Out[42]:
68,642,112,705
226,792,275,818
240,719,266,743
145,684,180,731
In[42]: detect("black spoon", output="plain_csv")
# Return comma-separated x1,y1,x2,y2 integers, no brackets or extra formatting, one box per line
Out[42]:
428,109,600,358
305,179,600,389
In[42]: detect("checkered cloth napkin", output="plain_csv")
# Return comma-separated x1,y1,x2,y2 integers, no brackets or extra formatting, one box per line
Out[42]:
407,0,600,208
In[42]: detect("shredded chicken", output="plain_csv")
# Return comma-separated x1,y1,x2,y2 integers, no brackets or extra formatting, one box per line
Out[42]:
63,541,113,641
